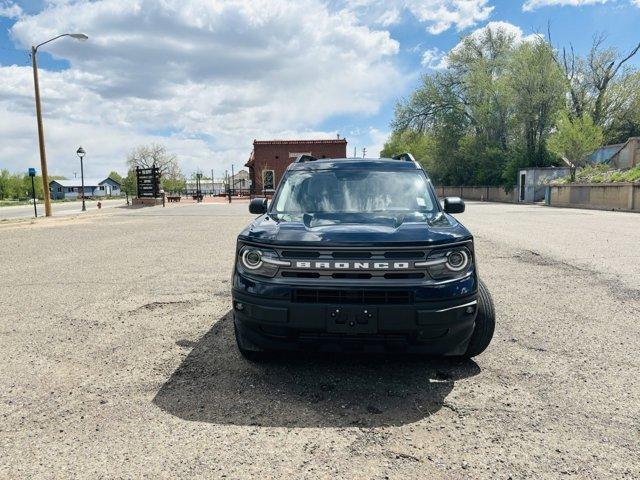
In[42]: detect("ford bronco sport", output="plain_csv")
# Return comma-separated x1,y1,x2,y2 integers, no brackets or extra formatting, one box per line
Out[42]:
232,153,495,360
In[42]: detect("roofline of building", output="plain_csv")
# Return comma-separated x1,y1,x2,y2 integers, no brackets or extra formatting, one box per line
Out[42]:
49,177,121,187
252,139,347,145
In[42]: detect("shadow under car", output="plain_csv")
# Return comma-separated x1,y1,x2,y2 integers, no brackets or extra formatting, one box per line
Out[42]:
153,311,480,428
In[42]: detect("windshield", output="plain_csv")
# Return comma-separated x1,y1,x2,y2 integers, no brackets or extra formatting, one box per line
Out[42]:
272,169,439,220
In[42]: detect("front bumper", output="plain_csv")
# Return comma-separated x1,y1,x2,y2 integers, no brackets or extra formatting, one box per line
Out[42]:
232,273,478,355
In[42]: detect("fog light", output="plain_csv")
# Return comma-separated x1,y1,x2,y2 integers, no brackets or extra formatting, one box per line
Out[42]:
465,305,475,314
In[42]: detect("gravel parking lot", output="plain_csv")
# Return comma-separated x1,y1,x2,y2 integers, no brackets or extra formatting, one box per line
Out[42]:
1,202,638,479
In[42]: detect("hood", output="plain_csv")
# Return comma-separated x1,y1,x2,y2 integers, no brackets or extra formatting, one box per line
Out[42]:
238,212,472,247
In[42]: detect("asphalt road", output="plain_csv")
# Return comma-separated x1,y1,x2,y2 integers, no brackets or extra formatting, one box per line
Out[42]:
0,198,126,220
1,202,638,479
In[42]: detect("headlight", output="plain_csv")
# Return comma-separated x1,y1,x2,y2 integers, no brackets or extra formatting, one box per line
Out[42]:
237,245,290,277
241,249,263,270
445,250,469,271
419,246,473,280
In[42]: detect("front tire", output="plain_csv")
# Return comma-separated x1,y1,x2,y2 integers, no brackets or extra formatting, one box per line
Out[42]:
463,280,496,358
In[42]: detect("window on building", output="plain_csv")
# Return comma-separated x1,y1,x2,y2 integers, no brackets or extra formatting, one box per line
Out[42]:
58,187,62,192
262,170,275,190
99,186,105,191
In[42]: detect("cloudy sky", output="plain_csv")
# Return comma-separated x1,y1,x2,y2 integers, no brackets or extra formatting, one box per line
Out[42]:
1,0,639,179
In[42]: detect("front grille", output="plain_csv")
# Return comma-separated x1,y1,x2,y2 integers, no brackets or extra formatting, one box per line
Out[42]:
277,247,429,282
292,288,413,304
331,251,372,259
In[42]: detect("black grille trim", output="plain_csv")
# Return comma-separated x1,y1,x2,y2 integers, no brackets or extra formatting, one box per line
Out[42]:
292,289,413,305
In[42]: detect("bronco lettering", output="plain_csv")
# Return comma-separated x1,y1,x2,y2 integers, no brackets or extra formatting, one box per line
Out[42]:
293,261,411,270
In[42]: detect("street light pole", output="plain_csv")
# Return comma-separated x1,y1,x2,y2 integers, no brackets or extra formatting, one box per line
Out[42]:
31,33,88,217
231,164,235,201
77,147,86,211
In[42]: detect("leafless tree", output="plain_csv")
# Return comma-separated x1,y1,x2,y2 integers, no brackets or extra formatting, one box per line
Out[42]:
551,29,640,126
126,144,179,176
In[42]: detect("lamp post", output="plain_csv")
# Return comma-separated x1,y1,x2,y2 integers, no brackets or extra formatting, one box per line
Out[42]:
31,33,88,217
76,146,86,211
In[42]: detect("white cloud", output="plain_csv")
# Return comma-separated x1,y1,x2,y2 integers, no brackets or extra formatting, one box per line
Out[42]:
0,0,22,18
365,127,390,158
338,0,494,35
461,21,540,44
522,0,611,12
1,0,406,177
421,47,447,69
447,21,541,59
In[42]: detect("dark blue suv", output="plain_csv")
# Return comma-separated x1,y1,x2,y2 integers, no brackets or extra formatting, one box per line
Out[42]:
232,153,495,360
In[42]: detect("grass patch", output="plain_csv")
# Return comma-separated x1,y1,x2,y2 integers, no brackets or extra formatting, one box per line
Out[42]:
552,164,640,184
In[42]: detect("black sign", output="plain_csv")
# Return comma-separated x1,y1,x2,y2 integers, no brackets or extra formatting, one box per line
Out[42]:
136,165,161,198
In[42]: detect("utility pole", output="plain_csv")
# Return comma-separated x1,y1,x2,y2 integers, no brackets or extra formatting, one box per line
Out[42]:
30,33,88,217
362,147,366,158
31,46,52,217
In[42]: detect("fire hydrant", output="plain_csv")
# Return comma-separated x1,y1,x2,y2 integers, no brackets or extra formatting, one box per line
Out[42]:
97,201,102,210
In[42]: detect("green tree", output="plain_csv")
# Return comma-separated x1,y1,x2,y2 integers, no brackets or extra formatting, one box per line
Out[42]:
162,172,186,194
108,171,123,185
548,112,603,181
380,130,436,171
387,25,638,187
122,169,137,203
506,39,566,167
603,71,640,144
0,169,15,200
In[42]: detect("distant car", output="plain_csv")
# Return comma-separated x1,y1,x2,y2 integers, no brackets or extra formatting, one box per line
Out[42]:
232,153,495,360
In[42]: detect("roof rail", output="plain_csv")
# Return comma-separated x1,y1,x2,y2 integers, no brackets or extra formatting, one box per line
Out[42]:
295,154,318,163
391,152,417,162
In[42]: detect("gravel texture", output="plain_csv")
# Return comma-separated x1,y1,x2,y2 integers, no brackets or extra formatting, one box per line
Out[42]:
0,201,638,479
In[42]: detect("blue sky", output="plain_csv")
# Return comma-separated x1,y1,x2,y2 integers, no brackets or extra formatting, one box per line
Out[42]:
1,0,639,179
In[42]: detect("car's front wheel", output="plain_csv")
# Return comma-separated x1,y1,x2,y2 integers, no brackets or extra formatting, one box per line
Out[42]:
463,280,496,358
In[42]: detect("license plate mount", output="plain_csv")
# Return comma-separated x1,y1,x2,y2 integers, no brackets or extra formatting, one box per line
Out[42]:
326,306,378,334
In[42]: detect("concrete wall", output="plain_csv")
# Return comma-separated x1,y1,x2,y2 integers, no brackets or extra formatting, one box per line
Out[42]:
436,183,639,212
548,183,639,212
435,186,517,203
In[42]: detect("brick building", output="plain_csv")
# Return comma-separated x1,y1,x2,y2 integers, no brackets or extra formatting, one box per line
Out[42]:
246,138,348,194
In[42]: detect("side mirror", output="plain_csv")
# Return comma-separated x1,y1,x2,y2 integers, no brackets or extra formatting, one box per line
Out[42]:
443,197,465,214
249,197,268,214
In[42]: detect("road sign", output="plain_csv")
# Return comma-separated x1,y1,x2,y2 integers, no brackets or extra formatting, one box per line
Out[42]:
28,168,36,177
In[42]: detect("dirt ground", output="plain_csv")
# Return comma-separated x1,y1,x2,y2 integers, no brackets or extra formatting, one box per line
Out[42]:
1,201,638,479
